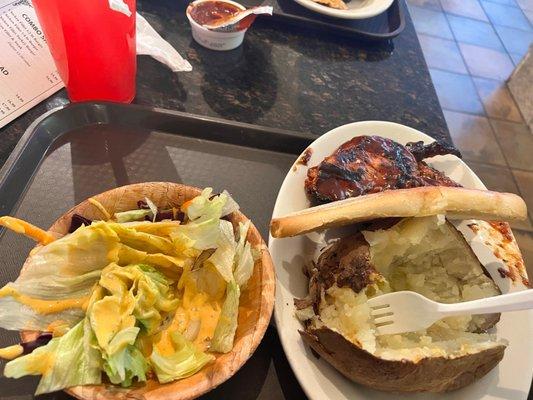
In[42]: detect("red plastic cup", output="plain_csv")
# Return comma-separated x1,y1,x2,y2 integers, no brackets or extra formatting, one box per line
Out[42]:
31,0,136,103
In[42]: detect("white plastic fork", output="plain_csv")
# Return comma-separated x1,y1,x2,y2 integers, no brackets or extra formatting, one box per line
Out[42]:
367,290,533,335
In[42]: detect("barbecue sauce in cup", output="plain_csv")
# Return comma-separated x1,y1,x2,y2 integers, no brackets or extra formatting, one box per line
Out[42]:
189,1,241,26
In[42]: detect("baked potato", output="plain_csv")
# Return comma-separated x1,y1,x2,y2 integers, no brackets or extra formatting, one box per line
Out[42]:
295,215,507,392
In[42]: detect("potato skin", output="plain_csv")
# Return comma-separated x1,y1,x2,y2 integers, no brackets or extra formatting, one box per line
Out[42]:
300,327,506,393
444,221,502,331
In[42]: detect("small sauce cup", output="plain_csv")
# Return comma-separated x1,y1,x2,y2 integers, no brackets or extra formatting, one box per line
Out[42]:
186,0,248,51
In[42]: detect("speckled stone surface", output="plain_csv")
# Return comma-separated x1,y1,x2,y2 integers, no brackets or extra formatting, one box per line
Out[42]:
0,0,450,168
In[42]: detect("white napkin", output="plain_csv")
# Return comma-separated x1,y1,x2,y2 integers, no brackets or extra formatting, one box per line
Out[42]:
109,0,192,72
136,13,192,72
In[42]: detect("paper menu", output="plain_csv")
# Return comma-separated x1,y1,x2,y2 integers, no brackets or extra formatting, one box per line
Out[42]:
0,0,64,129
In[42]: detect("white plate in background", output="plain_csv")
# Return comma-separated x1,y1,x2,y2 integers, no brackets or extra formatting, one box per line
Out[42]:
269,121,533,400
292,0,394,19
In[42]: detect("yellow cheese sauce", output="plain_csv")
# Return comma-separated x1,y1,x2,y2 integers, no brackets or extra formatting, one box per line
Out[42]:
0,216,55,244
26,351,55,376
155,288,222,355
46,320,70,337
0,287,89,315
0,344,23,360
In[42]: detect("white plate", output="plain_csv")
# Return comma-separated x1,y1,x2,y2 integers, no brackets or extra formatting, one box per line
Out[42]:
269,121,533,400
292,0,394,20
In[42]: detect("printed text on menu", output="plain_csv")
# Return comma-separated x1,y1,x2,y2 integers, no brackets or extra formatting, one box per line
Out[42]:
0,0,63,128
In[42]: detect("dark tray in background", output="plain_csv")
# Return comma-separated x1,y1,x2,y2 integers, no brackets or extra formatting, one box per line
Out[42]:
0,102,314,399
241,0,405,40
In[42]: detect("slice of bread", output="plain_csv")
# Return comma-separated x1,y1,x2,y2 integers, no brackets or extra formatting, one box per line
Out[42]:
270,187,527,238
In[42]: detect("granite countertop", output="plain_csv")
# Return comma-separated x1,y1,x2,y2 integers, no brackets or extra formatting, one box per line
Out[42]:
0,0,449,168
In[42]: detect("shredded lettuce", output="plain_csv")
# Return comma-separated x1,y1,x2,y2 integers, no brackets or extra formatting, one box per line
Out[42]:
90,264,178,342
149,331,214,383
170,217,220,253
220,190,240,216
185,188,225,221
114,209,152,223
207,220,236,282
4,319,102,395
233,221,256,288
210,280,240,353
0,187,258,393
118,220,182,236
169,188,241,254
105,326,140,355
234,242,255,288
117,245,185,279
88,264,178,386
235,220,250,256
145,197,159,223
100,326,146,386
0,224,121,331
182,263,228,300
103,344,148,387
106,223,176,255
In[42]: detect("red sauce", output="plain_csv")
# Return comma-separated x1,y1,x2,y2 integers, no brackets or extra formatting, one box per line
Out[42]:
497,267,512,279
189,1,241,25
293,148,314,171
299,148,313,166
467,223,479,234
489,221,513,242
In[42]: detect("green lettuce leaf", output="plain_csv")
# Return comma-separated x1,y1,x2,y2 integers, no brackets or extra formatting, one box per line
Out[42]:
170,217,220,253
105,326,140,355
206,220,236,283
103,344,148,387
4,319,102,395
118,220,182,237
144,197,159,223
0,223,121,331
149,331,214,384
117,244,185,280
114,209,152,223
181,263,227,300
233,221,255,288
220,190,240,216
170,189,235,254
89,264,178,345
210,280,240,353
185,188,225,221
106,223,175,255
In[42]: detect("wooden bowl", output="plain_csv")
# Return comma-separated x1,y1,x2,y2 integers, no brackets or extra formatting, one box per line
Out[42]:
21,182,276,400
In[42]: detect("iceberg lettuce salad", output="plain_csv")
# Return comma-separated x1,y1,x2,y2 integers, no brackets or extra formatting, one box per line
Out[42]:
0,188,258,395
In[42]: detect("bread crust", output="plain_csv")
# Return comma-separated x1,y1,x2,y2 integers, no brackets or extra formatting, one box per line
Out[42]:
271,187,527,238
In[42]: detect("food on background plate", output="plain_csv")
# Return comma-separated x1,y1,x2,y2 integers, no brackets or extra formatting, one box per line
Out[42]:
0,183,274,397
296,215,507,392
310,0,349,10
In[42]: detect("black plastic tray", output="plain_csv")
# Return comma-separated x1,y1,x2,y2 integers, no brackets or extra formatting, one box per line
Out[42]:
241,0,405,40
0,102,314,399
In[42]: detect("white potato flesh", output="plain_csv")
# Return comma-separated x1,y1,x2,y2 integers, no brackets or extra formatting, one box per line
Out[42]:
309,216,506,362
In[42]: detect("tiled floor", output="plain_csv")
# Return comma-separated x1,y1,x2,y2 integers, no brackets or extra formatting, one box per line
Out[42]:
406,0,533,277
